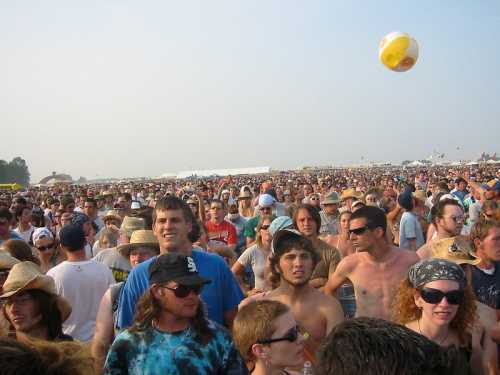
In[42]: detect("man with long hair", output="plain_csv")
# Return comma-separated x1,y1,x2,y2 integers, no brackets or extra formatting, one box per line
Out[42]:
103,253,247,374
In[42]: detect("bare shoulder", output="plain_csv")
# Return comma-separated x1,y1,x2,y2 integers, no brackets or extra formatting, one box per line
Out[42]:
416,242,432,259
238,291,273,309
394,247,420,265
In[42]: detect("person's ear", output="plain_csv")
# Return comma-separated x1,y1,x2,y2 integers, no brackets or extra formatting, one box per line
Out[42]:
251,343,269,360
473,237,482,251
151,284,163,299
414,291,423,309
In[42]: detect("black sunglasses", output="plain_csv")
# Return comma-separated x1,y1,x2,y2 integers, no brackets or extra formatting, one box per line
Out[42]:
260,224,270,230
36,243,55,251
420,288,464,305
257,325,300,345
162,284,203,298
348,225,370,236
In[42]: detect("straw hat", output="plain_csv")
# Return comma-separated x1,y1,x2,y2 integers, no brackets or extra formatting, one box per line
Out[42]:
117,230,160,257
120,216,146,238
412,190,427,202
0,262,72,321
0,251,19,270
340,188,363,201
103,210,122,223
238,190,252,200
430,237,481,265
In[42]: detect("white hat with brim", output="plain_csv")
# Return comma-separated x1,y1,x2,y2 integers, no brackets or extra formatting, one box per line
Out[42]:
117,230,160,257
0,261,72,322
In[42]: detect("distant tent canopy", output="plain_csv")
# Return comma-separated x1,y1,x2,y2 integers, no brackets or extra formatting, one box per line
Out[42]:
39,173,73,185
161,166,272,179
0,183,23,191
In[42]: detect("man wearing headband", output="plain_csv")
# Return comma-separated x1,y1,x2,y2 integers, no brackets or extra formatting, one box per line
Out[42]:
418,198,465,259
325,206,419,320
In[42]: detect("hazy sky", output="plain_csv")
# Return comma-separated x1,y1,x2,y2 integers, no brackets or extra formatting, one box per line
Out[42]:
2,1,499,182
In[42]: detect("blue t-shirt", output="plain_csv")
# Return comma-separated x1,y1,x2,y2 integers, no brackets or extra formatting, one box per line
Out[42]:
0,230,23,245
117,250,243,329
103,321,248,375
399,211,425,250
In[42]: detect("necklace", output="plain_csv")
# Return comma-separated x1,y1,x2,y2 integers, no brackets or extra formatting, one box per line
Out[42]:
418,318,449,346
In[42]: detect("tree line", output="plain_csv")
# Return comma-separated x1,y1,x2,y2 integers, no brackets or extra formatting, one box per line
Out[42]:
0,157,31,186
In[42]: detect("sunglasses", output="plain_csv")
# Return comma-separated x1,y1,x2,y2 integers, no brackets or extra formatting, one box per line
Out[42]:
348,225,370,236
260,224,270,230
444,215,464,224
210,206,223,210
162,284,203,298
420,288,464,305
36,243,55,251
260,207,272,211
257,325,300,345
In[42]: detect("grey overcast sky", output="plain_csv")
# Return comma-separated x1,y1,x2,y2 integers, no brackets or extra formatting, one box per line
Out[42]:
2,1,499,182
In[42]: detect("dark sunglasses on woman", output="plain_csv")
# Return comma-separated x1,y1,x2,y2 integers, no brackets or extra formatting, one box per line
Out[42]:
420,288,464,305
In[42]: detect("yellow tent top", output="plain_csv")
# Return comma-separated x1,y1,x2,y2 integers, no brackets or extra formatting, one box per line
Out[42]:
0,183,23,191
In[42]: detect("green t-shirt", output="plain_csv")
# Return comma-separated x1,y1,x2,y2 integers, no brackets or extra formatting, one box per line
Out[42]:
243,215,276,239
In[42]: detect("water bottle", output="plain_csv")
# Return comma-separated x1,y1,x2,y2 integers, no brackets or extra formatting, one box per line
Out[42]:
302,361,313,375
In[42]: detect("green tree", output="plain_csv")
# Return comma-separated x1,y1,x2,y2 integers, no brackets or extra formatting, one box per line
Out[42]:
0,157,30,186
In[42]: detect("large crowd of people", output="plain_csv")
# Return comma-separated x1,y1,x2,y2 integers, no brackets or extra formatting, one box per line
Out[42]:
0,164,499,374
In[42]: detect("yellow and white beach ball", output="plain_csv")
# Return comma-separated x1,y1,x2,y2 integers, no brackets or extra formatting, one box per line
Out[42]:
379,32,419,72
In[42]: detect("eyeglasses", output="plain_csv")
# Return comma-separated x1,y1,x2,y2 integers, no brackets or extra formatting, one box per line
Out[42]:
348,225,370,236
257,325,300,345
161,284,203,298
420,288,464,305
260,207,272,211
36,243,55,251
260,224,270,230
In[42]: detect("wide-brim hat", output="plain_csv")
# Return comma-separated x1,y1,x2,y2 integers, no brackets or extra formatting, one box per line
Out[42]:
103,210,122,223
0,262,72,322
120,216,146,238
117,230,160,257
237,190,252,200
340,188,363,201
0,251,19,270
430,237,481,265
322,192,341,205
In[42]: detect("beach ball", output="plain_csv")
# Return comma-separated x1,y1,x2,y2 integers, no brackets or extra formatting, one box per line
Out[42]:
379,31,419,72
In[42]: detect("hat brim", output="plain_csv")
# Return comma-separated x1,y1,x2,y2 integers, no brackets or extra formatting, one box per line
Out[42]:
322,199,340,205
104,215,122,222
0,279,72,322
173,274,211,286
117,243,160,257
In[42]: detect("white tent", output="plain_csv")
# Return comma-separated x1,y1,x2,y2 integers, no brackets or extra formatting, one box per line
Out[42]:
408,160,424,167
466,161,479,166
486,159,500,164
450,161,462,166
175,166,271,179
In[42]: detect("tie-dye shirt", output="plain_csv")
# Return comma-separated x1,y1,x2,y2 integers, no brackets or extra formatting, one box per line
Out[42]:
103,321,248,375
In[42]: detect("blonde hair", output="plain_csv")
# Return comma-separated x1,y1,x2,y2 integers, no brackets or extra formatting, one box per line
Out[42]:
233,300,289,362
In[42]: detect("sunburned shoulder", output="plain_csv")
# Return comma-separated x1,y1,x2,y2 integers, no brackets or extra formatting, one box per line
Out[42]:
393,247,420,263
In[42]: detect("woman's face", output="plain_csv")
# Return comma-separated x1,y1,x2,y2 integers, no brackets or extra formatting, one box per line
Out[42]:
266,311,304,369
415,280,461,327
340,213,351,231
5,291,43,334
34,237,55,259
259,219,272,246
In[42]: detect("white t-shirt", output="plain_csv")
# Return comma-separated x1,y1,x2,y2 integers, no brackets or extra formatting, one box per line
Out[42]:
237,244,268,290
47,260,115,342
13,225,34,243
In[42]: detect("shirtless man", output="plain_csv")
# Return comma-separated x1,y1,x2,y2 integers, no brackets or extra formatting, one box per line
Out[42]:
324,206,419,320
417,198,464,259
242,229,344,363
